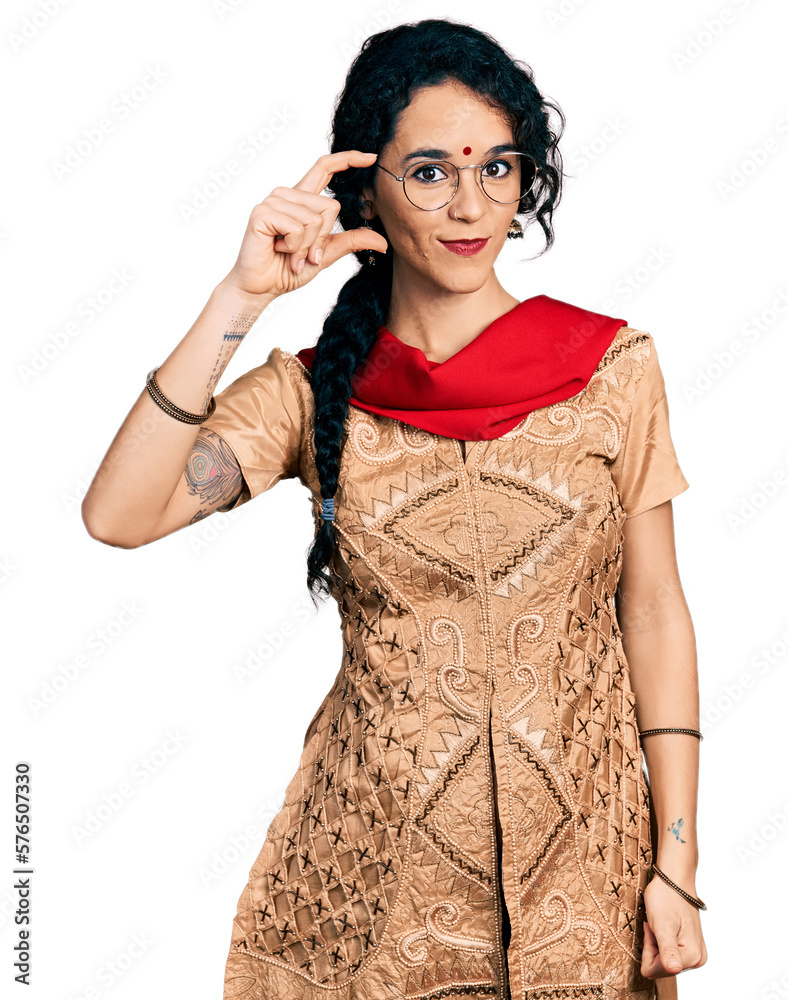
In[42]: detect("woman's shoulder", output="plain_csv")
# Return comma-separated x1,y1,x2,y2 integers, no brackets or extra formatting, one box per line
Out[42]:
272,347,315,431
273,346,312,390
603,322,653,358
276,346,312,377
584,324,657,404
593,323,655,377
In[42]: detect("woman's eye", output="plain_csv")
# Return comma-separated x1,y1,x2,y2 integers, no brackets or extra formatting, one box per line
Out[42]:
412,163,448,183
484,159,512,177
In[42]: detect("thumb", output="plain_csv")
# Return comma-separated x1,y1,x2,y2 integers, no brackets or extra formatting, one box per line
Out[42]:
652,920,684,974
321,227,388,268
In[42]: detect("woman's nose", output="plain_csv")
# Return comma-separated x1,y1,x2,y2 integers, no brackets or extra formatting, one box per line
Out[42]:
448,167,488,216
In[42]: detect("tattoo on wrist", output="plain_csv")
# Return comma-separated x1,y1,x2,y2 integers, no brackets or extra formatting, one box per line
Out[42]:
668,817,686,843
224,311,257,340
201,311,257,410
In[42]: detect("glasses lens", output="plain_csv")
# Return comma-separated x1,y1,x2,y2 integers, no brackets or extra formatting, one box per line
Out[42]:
403,153,537,210
481,153,537,204
403,160,458,210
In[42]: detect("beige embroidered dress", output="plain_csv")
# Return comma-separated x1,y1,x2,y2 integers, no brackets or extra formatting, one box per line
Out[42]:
200,323,690,1000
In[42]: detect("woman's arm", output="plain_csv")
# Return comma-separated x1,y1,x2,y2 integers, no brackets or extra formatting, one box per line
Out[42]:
617,499,700,878
81,279,275,548
81,150,388,549
615,499,706,979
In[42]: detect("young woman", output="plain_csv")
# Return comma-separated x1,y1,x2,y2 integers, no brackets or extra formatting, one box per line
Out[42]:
82,18,706,1000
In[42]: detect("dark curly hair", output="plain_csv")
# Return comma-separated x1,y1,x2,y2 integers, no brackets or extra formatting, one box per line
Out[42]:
305,17,565,605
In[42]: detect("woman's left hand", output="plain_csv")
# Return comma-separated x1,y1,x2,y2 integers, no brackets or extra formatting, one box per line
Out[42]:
640,874,708,980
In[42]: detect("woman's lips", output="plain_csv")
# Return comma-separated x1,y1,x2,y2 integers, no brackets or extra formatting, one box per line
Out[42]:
439,238,489,256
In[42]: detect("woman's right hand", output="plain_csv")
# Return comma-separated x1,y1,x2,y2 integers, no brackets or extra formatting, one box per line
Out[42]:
221,150,389,300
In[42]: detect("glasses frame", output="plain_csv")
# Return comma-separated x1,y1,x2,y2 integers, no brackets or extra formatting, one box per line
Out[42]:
374,151,538,211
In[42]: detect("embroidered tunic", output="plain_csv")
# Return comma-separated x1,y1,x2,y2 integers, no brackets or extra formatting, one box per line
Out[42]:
200,323,689,1000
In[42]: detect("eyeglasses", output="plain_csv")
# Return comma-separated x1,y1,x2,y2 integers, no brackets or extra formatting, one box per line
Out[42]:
374,152,537,211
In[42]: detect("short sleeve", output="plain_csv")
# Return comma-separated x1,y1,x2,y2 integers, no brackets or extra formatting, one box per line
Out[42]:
199,346,302,511
608,338,689,518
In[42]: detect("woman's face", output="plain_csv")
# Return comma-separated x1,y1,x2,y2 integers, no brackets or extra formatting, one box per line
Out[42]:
362,78,520,293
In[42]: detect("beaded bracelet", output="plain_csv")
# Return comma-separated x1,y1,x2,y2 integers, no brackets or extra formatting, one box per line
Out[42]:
650,863,707,910
639,727,703,741
146,367,216,424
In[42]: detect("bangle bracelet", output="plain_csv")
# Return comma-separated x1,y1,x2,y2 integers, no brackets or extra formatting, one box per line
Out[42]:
650,863,707,910
639,727,703,741
146,367,216,424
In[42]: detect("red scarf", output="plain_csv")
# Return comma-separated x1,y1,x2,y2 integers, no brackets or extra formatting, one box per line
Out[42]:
295,294,627,440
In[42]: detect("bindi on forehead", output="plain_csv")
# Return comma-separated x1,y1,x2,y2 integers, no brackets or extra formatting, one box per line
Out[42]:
463,146,472,155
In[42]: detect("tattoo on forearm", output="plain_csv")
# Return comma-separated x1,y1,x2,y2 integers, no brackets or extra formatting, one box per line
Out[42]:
668,817,686,843
201,311,258,410
186,428,245,522
226,311,258,335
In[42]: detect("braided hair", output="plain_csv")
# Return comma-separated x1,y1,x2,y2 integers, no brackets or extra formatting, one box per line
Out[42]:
305,17,565,605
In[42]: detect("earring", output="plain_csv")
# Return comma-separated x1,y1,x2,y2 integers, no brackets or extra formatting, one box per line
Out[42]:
507,218,524,240
361,207,376,266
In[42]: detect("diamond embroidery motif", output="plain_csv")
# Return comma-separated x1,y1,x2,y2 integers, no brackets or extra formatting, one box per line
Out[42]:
477,458,590,599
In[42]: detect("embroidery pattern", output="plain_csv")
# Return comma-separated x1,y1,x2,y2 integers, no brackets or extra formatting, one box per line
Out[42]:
397,901,497,966
223,329,669,1000
229,566,421,986
349,416,438,467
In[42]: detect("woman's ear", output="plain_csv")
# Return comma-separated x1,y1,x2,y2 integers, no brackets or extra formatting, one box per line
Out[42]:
358,195,375,222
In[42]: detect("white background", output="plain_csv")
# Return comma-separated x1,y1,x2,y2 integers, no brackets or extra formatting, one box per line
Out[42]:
3,1,787,998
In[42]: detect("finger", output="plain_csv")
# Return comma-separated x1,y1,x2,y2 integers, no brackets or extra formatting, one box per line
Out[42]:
266,195,327,267
268,190,341,265
320,225,388,269
693,943,708,969
640,922,675,980
640,921,660,976
293,150,378,196
252,207,319,273
269,186,343,215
